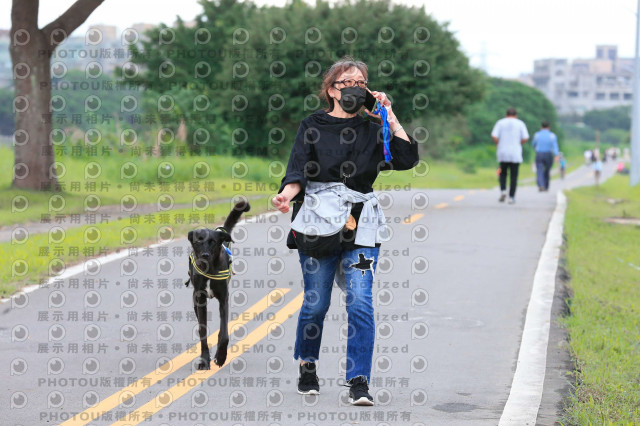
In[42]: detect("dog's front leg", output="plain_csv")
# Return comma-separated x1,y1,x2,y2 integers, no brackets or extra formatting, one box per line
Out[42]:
213,287,229,367
194,289,211,370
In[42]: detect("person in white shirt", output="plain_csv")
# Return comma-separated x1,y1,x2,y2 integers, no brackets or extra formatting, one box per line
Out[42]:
584,150,593,165
491,108,529,204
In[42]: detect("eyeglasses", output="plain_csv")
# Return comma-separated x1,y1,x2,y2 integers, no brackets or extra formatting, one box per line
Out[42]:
333,79,368,88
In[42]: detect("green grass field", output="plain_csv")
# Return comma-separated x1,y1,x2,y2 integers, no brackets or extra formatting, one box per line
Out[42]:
561,174,640,424
0,146,279,225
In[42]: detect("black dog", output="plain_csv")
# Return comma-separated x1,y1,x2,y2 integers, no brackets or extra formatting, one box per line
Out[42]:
185,200,250,369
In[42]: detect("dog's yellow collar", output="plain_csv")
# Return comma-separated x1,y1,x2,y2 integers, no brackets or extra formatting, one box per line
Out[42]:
189,253,232,280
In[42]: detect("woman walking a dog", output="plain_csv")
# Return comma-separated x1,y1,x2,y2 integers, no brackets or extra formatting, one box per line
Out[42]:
272,56,419,405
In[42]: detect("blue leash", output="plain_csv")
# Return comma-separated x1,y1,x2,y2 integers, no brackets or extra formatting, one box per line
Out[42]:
216,225,234,264
373,103,393,163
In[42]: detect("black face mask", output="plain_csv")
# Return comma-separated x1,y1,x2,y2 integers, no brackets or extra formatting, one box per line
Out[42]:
337,86,366,114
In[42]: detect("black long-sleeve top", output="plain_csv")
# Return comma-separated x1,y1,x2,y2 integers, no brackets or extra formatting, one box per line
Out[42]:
278,109,420,251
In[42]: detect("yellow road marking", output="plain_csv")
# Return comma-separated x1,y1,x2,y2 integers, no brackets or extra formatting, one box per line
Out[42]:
435,203,448,209
454,195,464,202
61,288,291,426
403,213,424,224
112,292,305,426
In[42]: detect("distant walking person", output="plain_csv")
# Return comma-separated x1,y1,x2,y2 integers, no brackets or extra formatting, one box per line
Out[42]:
558,152,567,179
593,153,603,186
532,121,559,191
491,108,529,204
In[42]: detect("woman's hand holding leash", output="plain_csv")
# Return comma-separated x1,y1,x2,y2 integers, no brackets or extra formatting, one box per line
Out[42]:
364,89,409,142
364,90,396,123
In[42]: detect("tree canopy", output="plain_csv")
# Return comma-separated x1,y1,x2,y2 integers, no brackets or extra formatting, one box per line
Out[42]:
583,105,631,132
125,0,484,158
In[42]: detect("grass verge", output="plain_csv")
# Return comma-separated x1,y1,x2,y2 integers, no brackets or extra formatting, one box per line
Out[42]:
1,195,272,297
0,146,277,226
561,174,640,424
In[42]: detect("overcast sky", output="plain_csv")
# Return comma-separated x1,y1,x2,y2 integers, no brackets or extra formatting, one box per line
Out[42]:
2,0,638,77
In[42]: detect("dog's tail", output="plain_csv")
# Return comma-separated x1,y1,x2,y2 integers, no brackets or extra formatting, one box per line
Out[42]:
223,199,251,233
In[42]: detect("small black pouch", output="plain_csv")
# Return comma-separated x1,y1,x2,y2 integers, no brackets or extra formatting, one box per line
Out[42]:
286,200,342,258
286,201,302,250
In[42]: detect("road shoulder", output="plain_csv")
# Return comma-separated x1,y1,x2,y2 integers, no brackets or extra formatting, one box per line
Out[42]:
535,245,573,425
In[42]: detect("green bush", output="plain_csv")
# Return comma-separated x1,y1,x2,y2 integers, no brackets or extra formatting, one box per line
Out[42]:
583,105,631,131
601,128,629,145
420,114,470,159
458,159,477,174
560,123,596,142
452,144,496,168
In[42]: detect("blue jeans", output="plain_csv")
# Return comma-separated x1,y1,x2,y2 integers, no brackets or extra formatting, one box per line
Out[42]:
536,151,554,189
293,246,378,383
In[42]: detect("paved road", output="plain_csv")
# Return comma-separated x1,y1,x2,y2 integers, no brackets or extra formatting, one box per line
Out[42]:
0,163,616,425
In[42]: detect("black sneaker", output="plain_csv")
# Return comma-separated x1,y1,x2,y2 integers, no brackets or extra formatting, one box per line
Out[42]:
347,376,374,406
297,362,319,395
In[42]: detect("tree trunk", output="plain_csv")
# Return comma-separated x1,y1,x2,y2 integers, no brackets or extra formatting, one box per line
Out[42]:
10,29,59,191
10,0,105,191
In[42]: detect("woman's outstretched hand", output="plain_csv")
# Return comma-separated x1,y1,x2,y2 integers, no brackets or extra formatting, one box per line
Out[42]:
272,183,301,213
272,193,290,213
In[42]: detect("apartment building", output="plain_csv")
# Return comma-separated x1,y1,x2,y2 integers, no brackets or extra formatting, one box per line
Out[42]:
526,45,634,115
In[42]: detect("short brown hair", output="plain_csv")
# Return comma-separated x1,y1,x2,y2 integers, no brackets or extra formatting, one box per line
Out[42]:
506,108,517,116
319,55,368,112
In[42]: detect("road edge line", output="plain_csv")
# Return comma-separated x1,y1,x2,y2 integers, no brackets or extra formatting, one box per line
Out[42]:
498,190,567,425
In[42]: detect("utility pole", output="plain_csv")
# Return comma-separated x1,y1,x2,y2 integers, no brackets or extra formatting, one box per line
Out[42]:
480,41,488,72
631,0,640,185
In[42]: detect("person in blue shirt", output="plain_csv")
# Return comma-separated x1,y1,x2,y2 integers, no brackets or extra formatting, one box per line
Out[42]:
532,121,559,191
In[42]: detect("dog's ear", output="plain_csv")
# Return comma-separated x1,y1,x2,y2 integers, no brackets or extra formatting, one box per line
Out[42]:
220,232,233,243
188,230,194,243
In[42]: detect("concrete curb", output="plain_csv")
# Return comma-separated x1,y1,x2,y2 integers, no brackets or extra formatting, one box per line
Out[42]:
499,190,567,425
